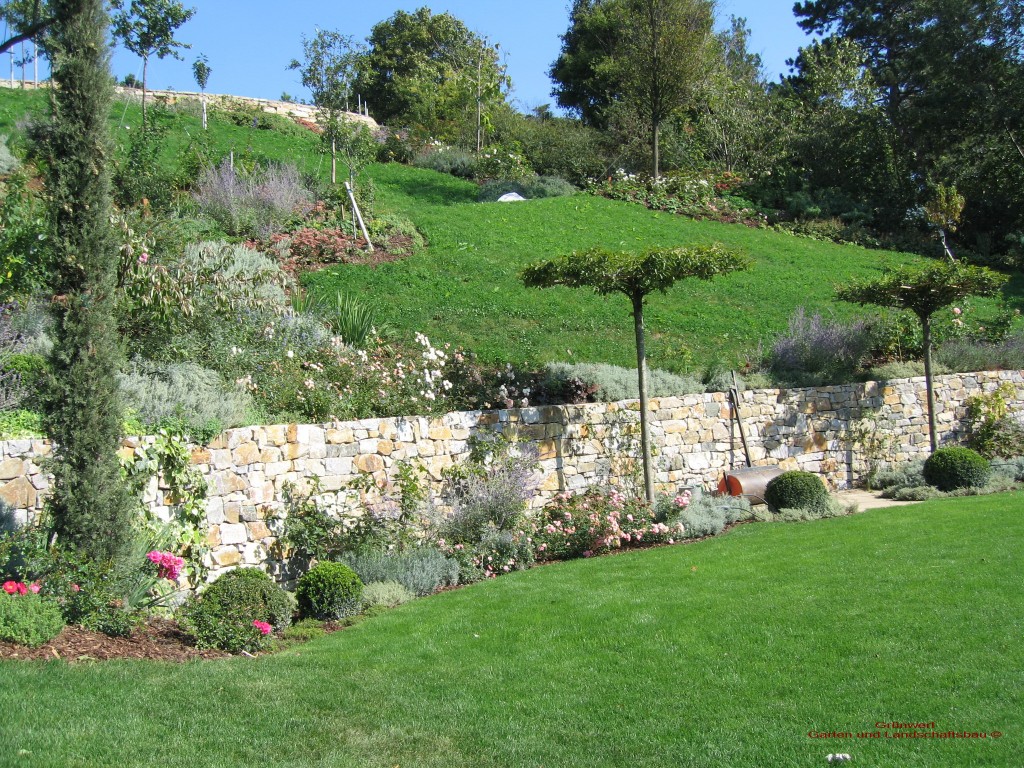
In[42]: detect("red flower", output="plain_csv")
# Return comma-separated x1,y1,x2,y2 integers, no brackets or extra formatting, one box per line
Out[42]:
2,580,19,595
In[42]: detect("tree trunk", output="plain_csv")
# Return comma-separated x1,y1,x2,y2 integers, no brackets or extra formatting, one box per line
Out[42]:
632,294,655,504
201,92,207,130
141,54,148,131
922,314,938,452
652,117,660,178
331,139,337,184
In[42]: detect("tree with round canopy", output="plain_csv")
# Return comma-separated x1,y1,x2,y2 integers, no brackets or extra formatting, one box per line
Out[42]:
523,245,750,503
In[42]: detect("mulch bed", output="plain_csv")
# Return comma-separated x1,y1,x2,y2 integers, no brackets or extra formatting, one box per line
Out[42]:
0,619,231,663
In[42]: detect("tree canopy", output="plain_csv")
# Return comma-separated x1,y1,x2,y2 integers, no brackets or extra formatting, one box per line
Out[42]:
352,6,509,143
837,261,1007,450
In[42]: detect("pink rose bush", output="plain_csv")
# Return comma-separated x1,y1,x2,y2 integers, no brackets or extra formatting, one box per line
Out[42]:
531,489,686,562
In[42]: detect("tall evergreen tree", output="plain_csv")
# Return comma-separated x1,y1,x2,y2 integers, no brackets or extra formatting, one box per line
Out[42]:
42,0,135,562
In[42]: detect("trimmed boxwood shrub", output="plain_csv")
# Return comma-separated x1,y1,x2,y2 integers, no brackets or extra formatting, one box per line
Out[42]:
922,447,991,492
296,562,364,620
0,591,65,647
178,568,292,653
764,471,829,512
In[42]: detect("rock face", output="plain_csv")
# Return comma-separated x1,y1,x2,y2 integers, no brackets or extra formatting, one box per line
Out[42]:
3,370,1020,581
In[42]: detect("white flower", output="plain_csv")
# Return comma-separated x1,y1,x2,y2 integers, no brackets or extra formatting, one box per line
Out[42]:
286,350,294,359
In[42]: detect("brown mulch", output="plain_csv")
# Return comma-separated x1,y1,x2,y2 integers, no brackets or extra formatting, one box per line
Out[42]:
0,619,231,663
278,237,412,280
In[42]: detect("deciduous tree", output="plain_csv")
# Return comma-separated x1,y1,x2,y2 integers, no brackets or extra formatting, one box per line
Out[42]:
836,262,1006,452
110,0,195,130
523,245,749,503
352,7,509,143
289,29,364,184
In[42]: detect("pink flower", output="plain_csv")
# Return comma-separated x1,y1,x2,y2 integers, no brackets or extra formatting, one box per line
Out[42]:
28,582,41,594
952,307,962,316
147,550,185,581
2,580,19,595
252,620,272,636
137,252,149,264
71,584,80,592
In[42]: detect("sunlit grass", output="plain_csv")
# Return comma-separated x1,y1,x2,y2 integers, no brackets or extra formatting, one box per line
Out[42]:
1,493,1020,767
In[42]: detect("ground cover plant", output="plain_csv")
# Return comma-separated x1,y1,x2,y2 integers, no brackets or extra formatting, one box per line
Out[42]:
0,492,1019,767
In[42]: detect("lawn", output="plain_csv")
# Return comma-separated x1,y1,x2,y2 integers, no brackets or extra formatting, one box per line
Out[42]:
2,493,1019,767
307,164,1020,372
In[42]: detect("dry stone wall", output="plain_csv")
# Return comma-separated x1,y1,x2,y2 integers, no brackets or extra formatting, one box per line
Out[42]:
2,370,1021,579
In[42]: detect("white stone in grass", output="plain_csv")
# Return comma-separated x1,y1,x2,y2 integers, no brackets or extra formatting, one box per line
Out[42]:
497,192,526,202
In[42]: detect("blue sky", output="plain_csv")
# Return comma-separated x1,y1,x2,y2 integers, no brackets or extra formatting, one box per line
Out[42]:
93,1,812,111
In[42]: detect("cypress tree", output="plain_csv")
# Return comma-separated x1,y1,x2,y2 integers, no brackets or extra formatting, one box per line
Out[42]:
42,0,135,561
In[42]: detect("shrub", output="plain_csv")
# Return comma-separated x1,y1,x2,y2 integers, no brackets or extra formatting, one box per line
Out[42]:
194,160,313,238
542,362,703,402
935,332,1024,373
0,589,64,647
768,308,873,384
339,547,460,596
295,562,364,620
119,359,255,436
474,144,534,181
179,568,292,653
413,146,476,178
361,580,415,610
922,447,991,492
440,434,540,544
963,382,1024,459
532,489,685,561
665,493,752,538
764,471,830,513
0,135,20,175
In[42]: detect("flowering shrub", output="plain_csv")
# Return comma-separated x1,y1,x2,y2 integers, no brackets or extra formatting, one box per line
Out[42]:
532,489,686,561
587,169,764,226
474,144,534,181
178,568,292,653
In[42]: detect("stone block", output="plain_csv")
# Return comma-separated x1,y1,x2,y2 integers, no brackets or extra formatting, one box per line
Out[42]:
232,442,261,466
355,454,384,473
211,547,241,567
0,477,35,509
220,523,247,545
0,458,25,481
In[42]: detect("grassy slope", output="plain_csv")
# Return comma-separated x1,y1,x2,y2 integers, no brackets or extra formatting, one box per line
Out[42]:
2,493,1021,768
310,164,1019,372
2,88,1019,373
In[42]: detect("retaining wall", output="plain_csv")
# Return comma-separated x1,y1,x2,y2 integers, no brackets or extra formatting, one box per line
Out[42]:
1,370,1021,579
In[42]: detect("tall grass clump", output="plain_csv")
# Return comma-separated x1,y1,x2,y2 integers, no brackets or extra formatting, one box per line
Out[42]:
768,308,873,384
194,160,313,237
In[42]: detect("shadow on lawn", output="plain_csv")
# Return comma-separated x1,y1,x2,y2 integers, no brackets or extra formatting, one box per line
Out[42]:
376,169,478,207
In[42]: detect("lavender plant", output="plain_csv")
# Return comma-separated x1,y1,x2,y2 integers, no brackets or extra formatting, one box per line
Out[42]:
768,308,873,384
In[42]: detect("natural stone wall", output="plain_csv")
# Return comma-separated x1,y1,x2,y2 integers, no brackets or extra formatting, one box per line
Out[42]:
2,370,1021,579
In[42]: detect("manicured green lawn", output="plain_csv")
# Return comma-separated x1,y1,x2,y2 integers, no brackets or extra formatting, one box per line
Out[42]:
2,493,1020,767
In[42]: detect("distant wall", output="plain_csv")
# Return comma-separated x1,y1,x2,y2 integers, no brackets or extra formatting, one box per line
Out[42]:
2,370,1021,579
